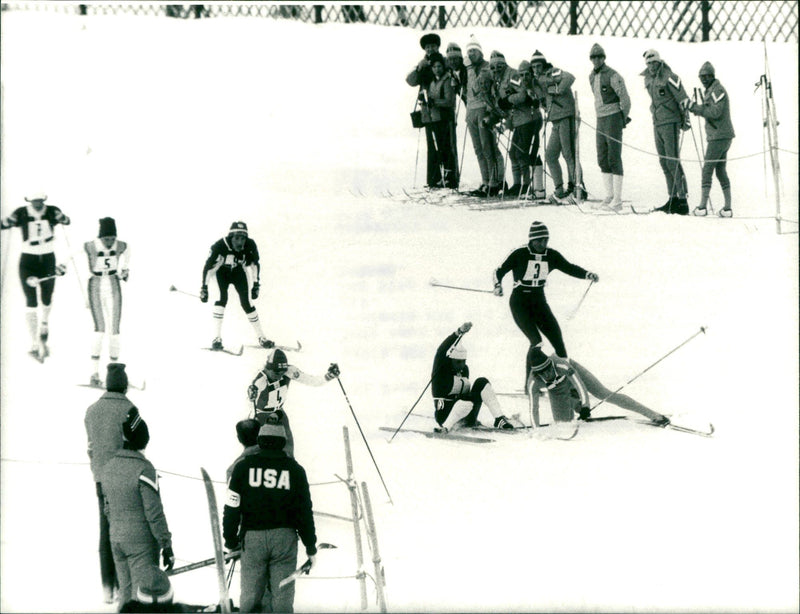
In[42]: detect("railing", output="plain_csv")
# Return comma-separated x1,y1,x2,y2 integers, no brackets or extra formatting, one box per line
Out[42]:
2,2,797,42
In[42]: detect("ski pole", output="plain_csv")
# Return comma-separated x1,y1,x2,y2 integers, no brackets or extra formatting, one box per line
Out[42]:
666,124,687,211
59,225,89,308
336,378,393,505
429,278,493,294
169,284,200,299
589,326,707,412
168,551,241,576
25,273,60,287
567,279,594,320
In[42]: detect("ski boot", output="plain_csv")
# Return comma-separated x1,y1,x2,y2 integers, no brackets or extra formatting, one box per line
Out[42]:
578,407,592,421
719,208,733,218
211,337,224,351
651,415,671,427
433,424,449,434
493,416,515,430
693,206,708,216
258,337,275,349
672,197,689,215
90,373,103,388
653,197,675,213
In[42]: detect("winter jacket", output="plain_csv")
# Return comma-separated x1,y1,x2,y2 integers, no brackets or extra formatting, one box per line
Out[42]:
223,448,317,556
535,66,575,122
466,58,492,111
226,444,261,482
85,392,140,481
406,55,435,90
431,331,470,400
691,79,735,141
589,63,631,119
100,449,172,549
641,61,690,126
426,72,456,123
503,70,540,128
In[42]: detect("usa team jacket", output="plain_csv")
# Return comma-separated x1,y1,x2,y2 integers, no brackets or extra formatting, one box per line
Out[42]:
223,449,317,556
494,247,591,293
100,449,172,549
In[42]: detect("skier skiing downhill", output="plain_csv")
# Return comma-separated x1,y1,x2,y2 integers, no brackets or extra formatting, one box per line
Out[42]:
527,347,670,427
248,348,340,457
0,192,70,361
431,322,515,433
200,221,272,351
493,221,599,384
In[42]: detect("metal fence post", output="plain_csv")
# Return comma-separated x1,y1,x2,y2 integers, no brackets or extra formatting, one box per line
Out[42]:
701,0,711,41
570,0,579,34
438,5,447,29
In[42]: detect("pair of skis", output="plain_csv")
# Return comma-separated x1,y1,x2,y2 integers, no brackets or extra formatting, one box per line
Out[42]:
203,340,302,356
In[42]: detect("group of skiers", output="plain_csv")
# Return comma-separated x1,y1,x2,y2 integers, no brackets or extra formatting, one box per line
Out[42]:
431,220,670,435
407,33,735,216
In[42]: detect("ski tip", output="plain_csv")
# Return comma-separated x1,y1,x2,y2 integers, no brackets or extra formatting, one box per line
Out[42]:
200,467,211,481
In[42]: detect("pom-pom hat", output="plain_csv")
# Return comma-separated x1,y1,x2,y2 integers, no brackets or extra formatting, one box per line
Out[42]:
528,221,549,241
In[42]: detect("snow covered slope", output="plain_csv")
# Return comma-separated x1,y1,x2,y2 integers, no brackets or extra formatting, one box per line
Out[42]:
1,10,798,613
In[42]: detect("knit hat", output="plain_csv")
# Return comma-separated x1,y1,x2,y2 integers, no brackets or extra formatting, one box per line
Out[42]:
528,221,549,241
228,221,248,237
643,49,661,64
236,419,260,447
465,35,482,55
589,43,605,58
698,61,715,77
528,347,551,372
257,414,287,450
24,192,48,202
106,362,128,392
446,42,462,59
518,60,531,73
447,344,467,360
420,32,441,50
123,411,150,451
98,217,117,238
136,566,174,604
489,50,507,68
530,49,547,65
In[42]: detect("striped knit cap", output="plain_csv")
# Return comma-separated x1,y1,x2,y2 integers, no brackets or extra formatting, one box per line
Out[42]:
530,49,547,65
489,50,507,67
529,347,551,372
446,42,462,59
528,221,549,241
465,35,482,54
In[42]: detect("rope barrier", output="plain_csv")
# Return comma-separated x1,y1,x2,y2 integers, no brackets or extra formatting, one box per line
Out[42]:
579,117,798,163
0,456,343,488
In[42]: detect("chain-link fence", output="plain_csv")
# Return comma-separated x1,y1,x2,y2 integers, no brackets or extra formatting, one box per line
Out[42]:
2,2,797,42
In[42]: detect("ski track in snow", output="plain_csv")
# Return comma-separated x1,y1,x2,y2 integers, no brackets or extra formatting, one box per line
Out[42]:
1,11,798,614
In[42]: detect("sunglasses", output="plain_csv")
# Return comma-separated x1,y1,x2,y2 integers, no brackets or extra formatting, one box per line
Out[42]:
590,54,604,59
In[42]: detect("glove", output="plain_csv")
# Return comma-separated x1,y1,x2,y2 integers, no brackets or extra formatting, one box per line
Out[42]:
417,91,427,104
688,102,700,115
325,363,340,381
681,111,691,131
457,322,472,335
586,272,599,283
55,264,67,276
200,285,208,303
248,384,258,401
493,283,503,297
300,555,316,575
162,546,175,571
251,281,260,300
118,269,129,282
620,112,631,128
223,541,240,557
679,97,691,111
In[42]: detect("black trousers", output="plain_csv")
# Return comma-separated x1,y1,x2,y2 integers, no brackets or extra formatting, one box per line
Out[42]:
19,252,56,307
215,265,254,314
509,287,568,364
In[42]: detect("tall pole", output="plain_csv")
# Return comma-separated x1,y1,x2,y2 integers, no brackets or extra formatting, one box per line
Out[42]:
342,427,368,610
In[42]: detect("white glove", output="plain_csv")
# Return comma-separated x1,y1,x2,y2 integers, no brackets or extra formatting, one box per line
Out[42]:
118,269,129,281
